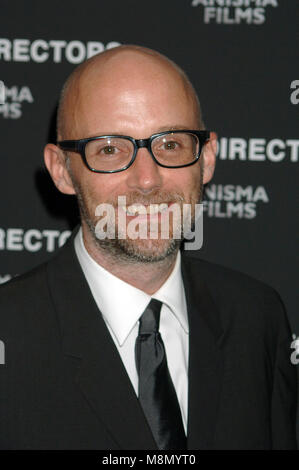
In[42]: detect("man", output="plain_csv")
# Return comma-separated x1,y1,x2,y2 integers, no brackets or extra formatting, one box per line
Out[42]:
0,45,297,450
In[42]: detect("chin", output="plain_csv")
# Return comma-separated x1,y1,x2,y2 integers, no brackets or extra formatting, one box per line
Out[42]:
95,236,181,263
120,237,181,262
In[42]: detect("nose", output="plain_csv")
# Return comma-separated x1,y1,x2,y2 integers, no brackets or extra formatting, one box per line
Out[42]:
125,146,163,193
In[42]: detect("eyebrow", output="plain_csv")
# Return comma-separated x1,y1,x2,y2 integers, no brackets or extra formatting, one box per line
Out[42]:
86,126,197,138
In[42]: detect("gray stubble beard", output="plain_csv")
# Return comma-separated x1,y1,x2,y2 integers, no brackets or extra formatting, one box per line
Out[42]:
68,160,204,264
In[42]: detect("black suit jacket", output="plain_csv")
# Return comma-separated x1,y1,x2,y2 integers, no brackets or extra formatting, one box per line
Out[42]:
0,233,297,449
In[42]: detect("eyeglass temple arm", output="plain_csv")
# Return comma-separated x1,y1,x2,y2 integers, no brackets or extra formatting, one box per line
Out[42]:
57,140,80,151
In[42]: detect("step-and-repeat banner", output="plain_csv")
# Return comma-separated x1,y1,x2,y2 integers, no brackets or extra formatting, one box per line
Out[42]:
1,0,298,426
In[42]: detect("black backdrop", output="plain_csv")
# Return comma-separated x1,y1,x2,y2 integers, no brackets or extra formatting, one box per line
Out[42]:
1,0,298,440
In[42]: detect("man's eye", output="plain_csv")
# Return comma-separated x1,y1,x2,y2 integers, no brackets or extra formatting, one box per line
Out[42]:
163,141,178,150
101,146,117,155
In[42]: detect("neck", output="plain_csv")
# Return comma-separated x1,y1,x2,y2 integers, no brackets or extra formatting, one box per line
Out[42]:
81,225,178,295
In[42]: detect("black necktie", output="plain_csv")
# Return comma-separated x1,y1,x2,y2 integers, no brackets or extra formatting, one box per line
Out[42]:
135,298,187,450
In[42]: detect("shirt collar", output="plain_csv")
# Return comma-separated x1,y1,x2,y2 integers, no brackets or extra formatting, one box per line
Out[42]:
74,227,189,346
152,251,189,334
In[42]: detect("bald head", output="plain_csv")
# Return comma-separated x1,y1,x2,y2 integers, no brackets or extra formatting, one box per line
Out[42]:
56,45,204,141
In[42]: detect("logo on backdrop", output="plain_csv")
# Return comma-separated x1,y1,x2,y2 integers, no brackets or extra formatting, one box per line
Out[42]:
290,80,299,105
0,228,71,253
217,137,299,162
191,0,278,25
0,84,33,119
203,184,269,218
0,274,12,285
0,39,121,63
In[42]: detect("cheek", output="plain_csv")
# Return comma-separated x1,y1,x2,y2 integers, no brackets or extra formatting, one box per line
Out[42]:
78,172,128,205
166,165,201,194
84,178,110,204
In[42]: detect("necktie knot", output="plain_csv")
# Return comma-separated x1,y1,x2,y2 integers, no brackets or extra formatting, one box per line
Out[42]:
138,299,162,335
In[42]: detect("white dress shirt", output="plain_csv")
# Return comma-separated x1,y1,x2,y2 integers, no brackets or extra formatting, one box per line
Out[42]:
74,227,189,433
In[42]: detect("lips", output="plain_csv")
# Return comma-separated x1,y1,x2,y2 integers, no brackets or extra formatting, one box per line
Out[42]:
118,202,174,219
126,203,169,216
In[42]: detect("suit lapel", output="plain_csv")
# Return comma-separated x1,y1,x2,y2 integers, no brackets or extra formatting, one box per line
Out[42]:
181,253,224,449
46,236,157,450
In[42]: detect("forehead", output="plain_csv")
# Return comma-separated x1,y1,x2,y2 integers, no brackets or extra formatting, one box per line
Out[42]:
65,52,197,138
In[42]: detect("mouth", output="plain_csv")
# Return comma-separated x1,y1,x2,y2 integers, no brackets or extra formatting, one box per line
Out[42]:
120,202,174,219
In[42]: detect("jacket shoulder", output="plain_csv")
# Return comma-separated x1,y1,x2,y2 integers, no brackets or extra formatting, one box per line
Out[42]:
182,252,277,293
0,239,74,332
181,252,289,333
0,231,77,304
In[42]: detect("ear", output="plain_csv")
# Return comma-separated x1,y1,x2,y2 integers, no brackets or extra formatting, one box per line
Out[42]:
44,143,75,195
202,131,217,184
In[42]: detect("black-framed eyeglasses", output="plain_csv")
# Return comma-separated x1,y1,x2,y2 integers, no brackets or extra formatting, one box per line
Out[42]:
57,130,210,174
